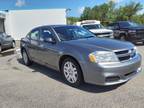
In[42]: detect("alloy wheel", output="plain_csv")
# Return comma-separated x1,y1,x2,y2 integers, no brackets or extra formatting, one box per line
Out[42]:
12,42,16,48
63,61,78,84
22,50,28,65
0,45,2,52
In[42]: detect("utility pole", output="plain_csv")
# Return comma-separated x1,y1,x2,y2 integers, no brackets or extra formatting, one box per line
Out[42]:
66,8,71,24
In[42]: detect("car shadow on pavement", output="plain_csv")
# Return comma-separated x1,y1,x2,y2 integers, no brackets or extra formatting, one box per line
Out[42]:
17,58,122,93
0,49,15,57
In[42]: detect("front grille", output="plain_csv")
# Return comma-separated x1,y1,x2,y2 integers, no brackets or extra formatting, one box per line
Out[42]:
118,55,131,61
136,30,144,38
114,48,136,62
96,32,112,35
115,50,129,55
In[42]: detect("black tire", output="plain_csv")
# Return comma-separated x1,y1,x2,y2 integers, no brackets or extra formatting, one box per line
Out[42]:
0,45,2,53
120,35,126,41
22,49,32,66
142,42,144,45
114,37,119,39
61,58,83,87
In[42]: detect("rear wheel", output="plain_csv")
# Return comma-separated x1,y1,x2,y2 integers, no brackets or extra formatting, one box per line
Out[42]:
0,45,2,53
61,58,83,87
12,41,16,48
22,49,32,66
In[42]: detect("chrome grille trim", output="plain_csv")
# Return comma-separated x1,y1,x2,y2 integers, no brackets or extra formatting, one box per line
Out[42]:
114,48,136,62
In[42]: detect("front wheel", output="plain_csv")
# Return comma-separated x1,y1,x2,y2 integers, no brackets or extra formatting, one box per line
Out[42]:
120,35,126,41
61,58,83,87
22,49,32,66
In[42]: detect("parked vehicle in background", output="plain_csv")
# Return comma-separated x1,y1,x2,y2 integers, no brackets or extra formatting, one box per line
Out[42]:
108,21,144,44
21,25,141,87
76,20,113,38
0,32,15,52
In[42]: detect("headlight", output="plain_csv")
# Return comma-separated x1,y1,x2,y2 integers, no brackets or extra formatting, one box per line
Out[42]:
89,51,119,63
128,30,136,34
134,46,138,54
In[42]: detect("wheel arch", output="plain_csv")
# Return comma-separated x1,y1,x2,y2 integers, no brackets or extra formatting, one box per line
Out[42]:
59,54,84,81
59,55,84,75
120,33,126,37
59,55,80,70
119,33,128,40
13,40,16,43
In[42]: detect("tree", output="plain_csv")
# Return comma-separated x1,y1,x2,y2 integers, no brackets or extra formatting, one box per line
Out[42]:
79,1,144,25
115,2,143,21
67,17,79,25
132,14,144,24
80,1,116,24
80,7,92,20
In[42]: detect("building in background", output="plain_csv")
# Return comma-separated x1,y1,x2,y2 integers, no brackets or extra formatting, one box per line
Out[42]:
0,11,6,33
0,9,66,40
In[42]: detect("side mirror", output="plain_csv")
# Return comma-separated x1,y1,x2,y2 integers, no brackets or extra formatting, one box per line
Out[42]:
44,37,56,44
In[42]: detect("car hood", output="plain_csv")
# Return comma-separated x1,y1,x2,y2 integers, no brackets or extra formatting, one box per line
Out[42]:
64,37,134,52
89,29,113,34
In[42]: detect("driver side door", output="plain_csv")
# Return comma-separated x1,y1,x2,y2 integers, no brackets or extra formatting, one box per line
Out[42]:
27,28,40,61
38,27,60,68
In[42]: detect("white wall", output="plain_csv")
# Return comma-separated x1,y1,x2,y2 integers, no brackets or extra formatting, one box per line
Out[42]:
5,9,66,40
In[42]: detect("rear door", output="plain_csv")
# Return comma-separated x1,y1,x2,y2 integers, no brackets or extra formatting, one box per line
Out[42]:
28,28,40,60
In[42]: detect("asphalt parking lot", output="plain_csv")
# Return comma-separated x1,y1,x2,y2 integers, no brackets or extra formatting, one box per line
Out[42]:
0,45,144,108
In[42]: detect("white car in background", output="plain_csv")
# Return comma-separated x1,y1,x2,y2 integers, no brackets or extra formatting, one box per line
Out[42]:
76,20,113,38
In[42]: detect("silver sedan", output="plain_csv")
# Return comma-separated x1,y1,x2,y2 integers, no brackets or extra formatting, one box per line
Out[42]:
20,25,141,87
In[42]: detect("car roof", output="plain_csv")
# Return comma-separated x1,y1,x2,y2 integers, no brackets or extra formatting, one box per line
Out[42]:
36,25,78,29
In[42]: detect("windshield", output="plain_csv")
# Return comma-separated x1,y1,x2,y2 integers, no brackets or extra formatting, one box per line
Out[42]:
83,24,104,30
54,26,95,41
119,21,140,28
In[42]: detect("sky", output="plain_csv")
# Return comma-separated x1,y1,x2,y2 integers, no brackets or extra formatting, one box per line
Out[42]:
0,0,144,17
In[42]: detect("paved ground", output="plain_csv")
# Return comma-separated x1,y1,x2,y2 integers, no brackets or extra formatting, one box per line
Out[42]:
0,45,144,108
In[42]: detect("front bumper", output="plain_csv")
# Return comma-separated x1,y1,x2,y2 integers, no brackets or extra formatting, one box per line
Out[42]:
128,34,144,42
81,54,142,86
95,33,113,38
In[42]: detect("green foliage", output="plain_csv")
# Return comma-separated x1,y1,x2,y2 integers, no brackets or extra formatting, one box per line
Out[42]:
80,1,116,24
67,17,79,25
115,2,143,21
79,1,144,25
80,7,92,20
132,14,144,24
